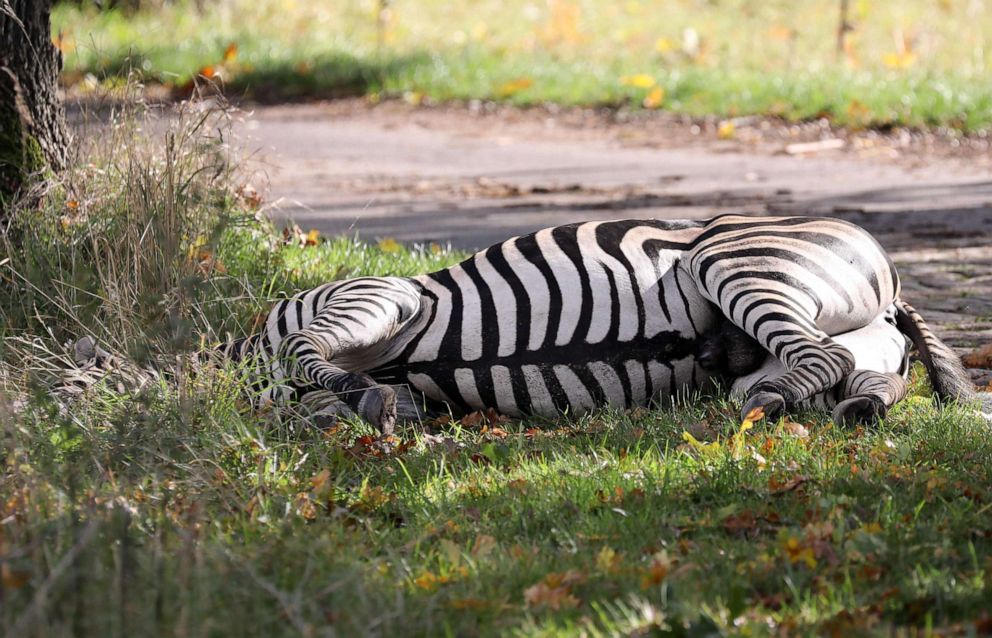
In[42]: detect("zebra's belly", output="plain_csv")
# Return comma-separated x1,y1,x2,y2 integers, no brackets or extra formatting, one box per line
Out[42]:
374,333,717,418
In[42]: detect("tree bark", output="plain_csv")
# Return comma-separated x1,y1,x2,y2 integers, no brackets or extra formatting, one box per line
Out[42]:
1,0,70,206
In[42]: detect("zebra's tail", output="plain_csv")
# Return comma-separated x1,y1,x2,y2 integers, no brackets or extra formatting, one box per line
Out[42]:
893,299,976,404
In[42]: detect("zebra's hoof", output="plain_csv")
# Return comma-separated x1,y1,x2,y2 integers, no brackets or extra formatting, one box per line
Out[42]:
832,395,886,427
741,391,785,423
357,386,398,436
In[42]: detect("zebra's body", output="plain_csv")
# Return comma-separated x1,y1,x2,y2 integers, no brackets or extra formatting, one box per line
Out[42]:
220,214,959,431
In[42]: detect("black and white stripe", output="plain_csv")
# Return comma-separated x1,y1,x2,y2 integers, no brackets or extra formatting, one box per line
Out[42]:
51,211,984,432
204,214,976,431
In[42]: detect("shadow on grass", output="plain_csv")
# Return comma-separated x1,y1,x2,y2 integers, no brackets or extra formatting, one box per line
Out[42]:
73,49,433,104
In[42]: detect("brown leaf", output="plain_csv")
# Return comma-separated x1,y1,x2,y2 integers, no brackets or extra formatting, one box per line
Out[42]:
1,563,30,589
769,475,809,495
524,570,586,610
310,469,332,499
963,343,992,368
460,411,485,428
471,534,497,558
782,418,810,438
523,582,579,610
722,510,758,536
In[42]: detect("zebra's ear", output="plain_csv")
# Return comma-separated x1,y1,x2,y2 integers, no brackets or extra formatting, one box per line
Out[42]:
73,336,114,367
73,336,97,365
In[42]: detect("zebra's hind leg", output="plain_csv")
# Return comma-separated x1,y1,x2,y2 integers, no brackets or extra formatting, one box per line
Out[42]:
731,313,911,425
830,370,908,427
737,328,856,422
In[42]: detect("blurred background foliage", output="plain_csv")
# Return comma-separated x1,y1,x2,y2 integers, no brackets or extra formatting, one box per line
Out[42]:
52,0,992,130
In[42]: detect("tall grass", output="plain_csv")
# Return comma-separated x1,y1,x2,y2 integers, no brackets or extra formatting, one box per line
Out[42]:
0,92,465,635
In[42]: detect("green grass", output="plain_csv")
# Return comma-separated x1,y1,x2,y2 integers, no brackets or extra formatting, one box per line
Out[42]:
3,101,992,636
4,365,992,635
54,0,992,131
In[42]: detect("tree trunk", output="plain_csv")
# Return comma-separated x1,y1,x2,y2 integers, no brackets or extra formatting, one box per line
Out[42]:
0,0,70,206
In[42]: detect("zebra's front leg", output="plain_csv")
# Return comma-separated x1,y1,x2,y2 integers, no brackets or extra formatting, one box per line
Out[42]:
279,331,398,434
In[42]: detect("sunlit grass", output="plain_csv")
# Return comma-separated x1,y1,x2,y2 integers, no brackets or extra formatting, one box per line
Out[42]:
54,0,992,130
4,359,991,635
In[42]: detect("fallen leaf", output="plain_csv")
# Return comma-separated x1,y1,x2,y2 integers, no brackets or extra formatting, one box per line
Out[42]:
595,546,622,574
620,73,656,88
524,582,579,610
769,474,808,495
654,37,674,53
524,570,585,610
223,42,238,63
717,121,736,140
640,551,674,588
742,406,765,425
1,563,29,589
642,86,665,109
782,418,809,438
722,510,758,536
497,77,534,97
472,534,497,558
295,492,317,521
414,571,440,590
781,535,817,568
963,343,992,368
310,469,332,499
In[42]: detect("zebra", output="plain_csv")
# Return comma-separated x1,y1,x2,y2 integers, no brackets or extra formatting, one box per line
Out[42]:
213,214,977,433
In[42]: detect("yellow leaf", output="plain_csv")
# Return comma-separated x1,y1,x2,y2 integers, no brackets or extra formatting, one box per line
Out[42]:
717,121,736,140
497,77,534,98
768,25,794,41
882,51,916,69
642,86,665,109
681,430,722,459
782,535,817,568
413,571,439,590
403,91,423,106
846,99,872,126
620,73,656,88
655,37,674,53
223,42,238,63
596,546,622,573
743,406,765,426
378,237,401,253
